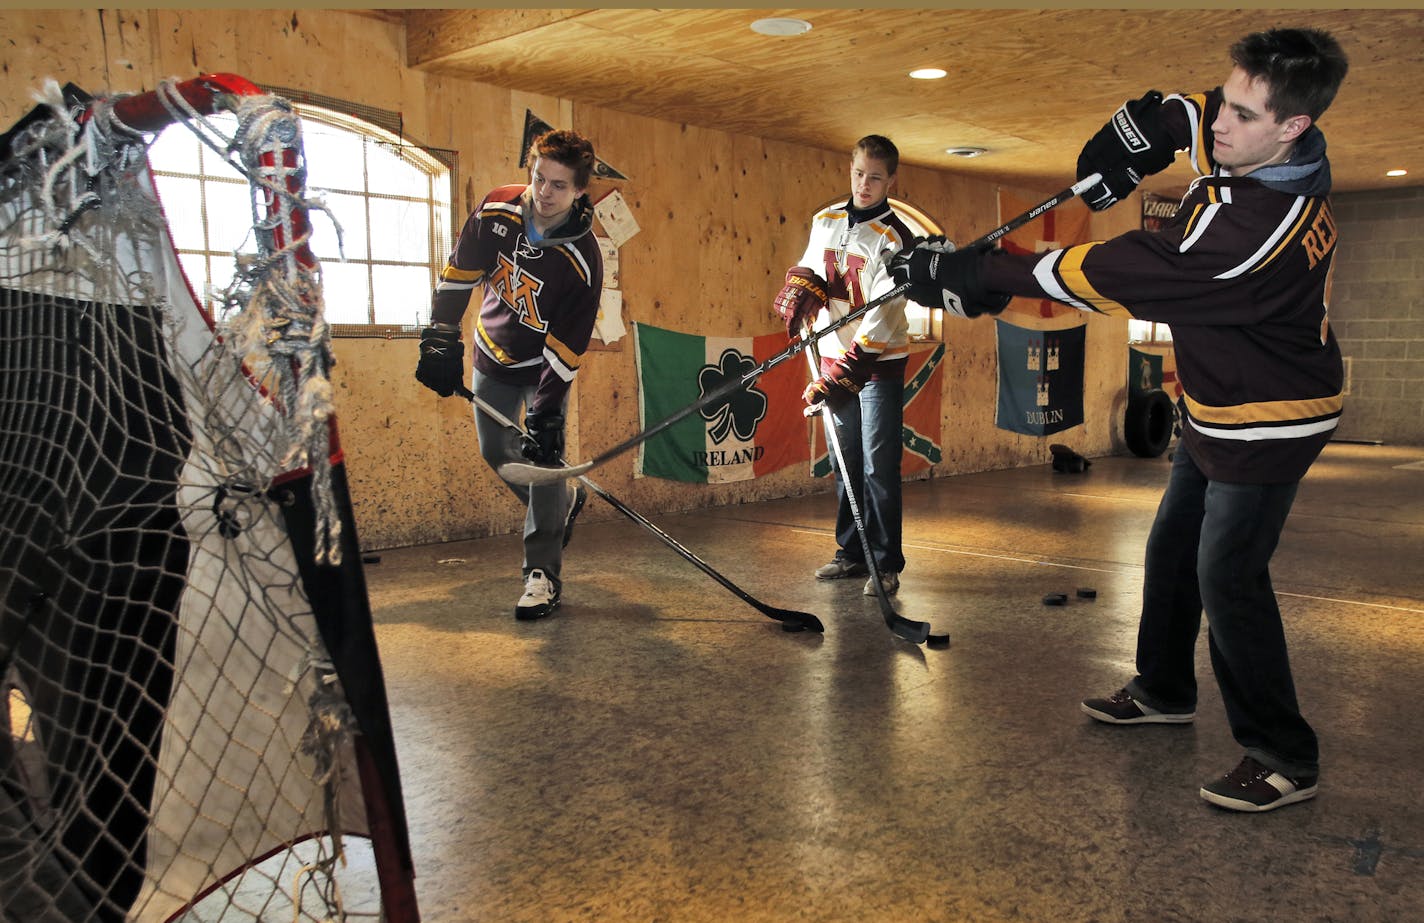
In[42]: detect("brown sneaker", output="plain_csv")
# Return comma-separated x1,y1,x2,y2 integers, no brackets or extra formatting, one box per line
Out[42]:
1081,688,1195,724
814,557,867,580
1200,756,1318,812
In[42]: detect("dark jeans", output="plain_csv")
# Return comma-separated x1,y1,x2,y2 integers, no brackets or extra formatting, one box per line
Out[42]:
826,376,905,574
1126,442,1319,777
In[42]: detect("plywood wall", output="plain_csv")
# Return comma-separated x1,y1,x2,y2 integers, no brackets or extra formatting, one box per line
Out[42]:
0,9,1144,551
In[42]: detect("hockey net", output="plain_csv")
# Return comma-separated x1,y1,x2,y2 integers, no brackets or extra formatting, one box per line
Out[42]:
0,75,418,921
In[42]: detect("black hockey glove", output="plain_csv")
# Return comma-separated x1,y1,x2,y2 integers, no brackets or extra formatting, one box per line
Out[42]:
415,324,465,397
1077,91,1180,211
889,244,1009,319
522,409,566,465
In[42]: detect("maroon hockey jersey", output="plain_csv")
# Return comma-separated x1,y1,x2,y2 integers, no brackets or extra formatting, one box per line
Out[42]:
431,184,603,414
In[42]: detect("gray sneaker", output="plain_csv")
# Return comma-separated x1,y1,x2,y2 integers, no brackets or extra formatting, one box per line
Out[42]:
562,485,587,549
863,572,899,596
1081,688,1195,724
815,558,868,580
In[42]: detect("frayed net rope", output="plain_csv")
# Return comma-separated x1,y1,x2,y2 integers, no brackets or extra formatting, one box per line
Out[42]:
152,79,345,565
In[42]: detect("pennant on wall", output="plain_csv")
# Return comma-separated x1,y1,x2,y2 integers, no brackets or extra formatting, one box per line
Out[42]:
518,108,628,180
811,344,946,478
995,320,1086,437
996,188,1090,322
634,323,809,483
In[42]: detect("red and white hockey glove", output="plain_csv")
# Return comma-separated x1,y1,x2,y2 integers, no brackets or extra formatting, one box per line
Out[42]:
773,267,829,338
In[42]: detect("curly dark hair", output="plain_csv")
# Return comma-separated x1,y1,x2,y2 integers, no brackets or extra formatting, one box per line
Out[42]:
527,129,597,188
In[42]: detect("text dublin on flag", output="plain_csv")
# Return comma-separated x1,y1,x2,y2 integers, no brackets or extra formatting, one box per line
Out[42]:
995,320,1086,437
634,322,809,483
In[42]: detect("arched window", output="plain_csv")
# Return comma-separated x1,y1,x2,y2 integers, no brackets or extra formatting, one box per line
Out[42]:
148,100,453,334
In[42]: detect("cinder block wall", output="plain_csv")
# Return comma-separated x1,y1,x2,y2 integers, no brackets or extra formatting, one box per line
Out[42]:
1331,186,1424,445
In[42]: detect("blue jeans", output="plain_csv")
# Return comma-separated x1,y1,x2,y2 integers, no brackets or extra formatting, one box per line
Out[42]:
825,377,904,574
471,370,570,589
1126,442,1318,777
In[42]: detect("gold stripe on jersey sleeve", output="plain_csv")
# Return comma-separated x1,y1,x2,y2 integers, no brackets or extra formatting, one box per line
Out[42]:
1184,390,1344,426
475,318,516,366
854,333,889,353
544,332,581,371
1253,200,1316,274
554,246,591,284
1180,203,1206,241
1056,244,1133,317
442,265,484,284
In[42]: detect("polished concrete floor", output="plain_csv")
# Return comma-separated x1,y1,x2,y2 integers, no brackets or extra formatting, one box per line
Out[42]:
365,443,1424,923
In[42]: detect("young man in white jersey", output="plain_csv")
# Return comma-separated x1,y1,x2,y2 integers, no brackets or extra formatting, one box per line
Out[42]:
774,136,915,596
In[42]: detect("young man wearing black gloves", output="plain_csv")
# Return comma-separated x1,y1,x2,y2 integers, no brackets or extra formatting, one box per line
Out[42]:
893,28,1348,812
415,129,603,620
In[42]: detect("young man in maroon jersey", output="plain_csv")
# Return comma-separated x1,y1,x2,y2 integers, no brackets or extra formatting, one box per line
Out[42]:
894,29,1348,812
415,129,603,620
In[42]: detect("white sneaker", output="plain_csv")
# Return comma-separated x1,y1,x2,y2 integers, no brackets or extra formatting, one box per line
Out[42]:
863,572,900,596
515,568,560,621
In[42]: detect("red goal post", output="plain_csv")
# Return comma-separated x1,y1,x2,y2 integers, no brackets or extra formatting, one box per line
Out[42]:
0,74,419,922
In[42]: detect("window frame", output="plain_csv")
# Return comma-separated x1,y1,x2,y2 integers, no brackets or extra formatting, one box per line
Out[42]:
146,97,456,339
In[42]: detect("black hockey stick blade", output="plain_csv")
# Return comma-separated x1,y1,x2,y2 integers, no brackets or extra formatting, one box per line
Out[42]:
580,478,823,633
455,385,822,633
498,172,1103,488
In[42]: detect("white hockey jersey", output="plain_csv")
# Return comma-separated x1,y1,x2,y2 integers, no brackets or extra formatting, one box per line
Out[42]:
794,200,914,366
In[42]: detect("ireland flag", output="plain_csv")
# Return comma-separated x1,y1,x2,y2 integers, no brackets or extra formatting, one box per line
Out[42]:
634,322,810,483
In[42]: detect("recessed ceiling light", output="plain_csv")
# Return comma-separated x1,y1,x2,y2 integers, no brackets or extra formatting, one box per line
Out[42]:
945,147,988,158
1386,168,1408,177
909,68,947,80
750,17,812,37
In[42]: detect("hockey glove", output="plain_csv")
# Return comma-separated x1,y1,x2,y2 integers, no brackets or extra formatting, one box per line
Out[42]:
522,409,566,465
415,324,465,397
889,244,1010,319
773,267,829,338
1077,91,1180,211
802,372,862,409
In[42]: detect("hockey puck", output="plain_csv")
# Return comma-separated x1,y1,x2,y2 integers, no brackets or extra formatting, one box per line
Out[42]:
1076,587,1097,600
926,633,951,649
362,554,382,565
1042,593,1069,606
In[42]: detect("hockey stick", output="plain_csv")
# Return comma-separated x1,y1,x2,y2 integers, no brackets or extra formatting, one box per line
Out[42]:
498,172,1102,488
802,333,948,648
454,384,824,633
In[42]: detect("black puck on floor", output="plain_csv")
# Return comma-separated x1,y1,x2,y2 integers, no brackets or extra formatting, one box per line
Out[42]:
1042,593,1069,606
1076,587,1097,599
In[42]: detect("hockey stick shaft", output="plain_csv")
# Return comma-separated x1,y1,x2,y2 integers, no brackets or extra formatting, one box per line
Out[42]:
455,385,823,632
498,172,1101,488
804,336,936,645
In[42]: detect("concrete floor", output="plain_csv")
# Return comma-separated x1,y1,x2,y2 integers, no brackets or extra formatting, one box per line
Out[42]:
364,443,1424,923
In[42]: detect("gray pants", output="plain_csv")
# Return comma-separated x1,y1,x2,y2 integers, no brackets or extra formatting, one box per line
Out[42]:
471,370,570,590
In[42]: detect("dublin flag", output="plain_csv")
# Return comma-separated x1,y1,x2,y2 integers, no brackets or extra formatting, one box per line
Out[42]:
995,320,1086,437
634,322,809,483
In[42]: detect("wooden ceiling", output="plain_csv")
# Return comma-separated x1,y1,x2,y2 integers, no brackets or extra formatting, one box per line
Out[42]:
398,7,1423,195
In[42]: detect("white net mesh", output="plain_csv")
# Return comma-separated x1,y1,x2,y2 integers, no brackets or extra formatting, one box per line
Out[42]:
0,78,414,922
